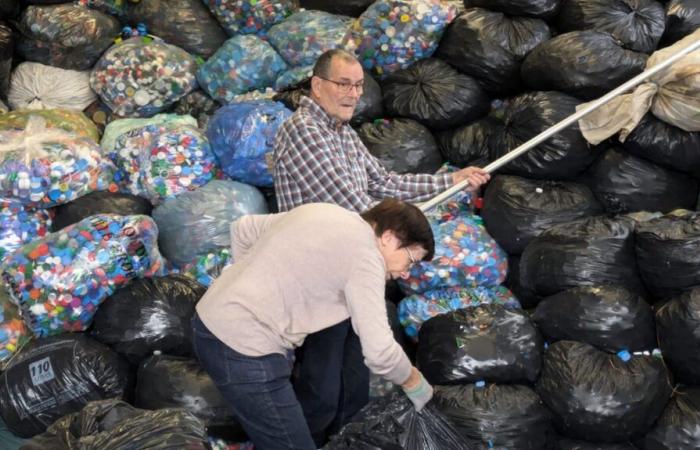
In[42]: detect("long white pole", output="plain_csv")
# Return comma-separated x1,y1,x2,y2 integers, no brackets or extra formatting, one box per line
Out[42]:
419,37,700,212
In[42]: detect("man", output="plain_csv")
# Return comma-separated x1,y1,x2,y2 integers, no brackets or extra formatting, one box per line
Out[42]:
193,199,437,450
273,49,491,445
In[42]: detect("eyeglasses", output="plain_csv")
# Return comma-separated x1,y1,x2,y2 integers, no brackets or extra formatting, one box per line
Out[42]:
405,247,417,269
316,76,364,94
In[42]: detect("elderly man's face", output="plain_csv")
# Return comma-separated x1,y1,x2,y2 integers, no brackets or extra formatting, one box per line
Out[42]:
311,57,364,123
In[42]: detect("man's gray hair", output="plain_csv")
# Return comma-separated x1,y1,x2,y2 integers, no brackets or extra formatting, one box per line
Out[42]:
313,49,360,79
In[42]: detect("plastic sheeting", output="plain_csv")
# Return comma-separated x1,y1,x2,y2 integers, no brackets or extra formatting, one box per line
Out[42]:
91,275,205,364
8,62,96,111
436,8,551,94
622,113,700,175
1,214,165,337
207,100,292,187
582,147,698,214
0,117,116,208
490,91,600,180
533,285,656,353
324,391,472,450
436,117,498,169
417,305,543,385
536,340,672,443
556,0,666,53
135,354,238,428
22,399,209,449
128,0,227,58
381,58,489,131
203,0,298,35
152,180,267,267
0,109,100,142
635,211,700,299
197,35,288,103
0,334,132,438
519,215,642,297
398,214,508,295
482,175,603,254
342,0,457,77
357,118,443,175
434,384,551,449
641,386,700,449
656,288,700,384
16,4,120,71
268,10,353,67
50,191,152,232
108,121,219,205
0,199,52,262
522,31,648,100
397,286,520,339
90,37,198,117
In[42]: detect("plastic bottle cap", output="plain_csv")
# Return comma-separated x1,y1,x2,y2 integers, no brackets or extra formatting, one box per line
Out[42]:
153,350,162,356
475,380,486,388
617,350,631,362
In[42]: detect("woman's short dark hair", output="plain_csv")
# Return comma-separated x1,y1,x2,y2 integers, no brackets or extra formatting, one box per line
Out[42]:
360,198,435,261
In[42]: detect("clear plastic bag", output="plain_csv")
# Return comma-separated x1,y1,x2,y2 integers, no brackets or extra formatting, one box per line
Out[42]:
0,198,52,262
197,35,288,103
0,279,32,369
152,180,267,266
8,62,96,111
207,101,292,187
16,4,120,70
203,0,298,35
180,248,232,287
91,36,198,117
0,116,116,207
0,214,165,336
0,109,100,141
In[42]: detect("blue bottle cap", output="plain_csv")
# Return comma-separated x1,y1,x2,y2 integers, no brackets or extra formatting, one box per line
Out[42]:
617,350,631,362
475,380,486,388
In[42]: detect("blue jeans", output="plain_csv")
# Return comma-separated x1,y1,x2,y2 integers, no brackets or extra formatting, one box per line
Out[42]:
293,319,370,447
192,315,316,450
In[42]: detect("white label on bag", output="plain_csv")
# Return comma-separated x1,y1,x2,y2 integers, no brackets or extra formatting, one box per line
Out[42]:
29,357,55,386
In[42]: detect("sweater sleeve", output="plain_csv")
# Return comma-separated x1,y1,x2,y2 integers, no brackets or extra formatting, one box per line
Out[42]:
343,251,412,385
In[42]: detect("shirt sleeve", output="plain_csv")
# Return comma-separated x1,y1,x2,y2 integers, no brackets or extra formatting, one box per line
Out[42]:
343,251,412,385
275,123,378,213
230,213,284,261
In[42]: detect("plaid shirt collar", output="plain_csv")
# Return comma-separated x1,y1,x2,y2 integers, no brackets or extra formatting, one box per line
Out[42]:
300,96,347,131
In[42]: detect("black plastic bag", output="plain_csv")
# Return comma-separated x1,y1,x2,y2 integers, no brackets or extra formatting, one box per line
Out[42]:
0,334,132,438
661,0,700,46
16,5,121,71
172,89,221,130
435,8,551,95
0,22,12,101
357,118,443,174
622,113,700,176
521,31,648,100
536,340,672,443
324,391,472,450
381,58,489,131
635,212,700,300
482,175,603,254
90,275,205,364
299,0,374,17
468,0,559,17
416,305,543,385
556,0,666,53
0,0,18,19
533,285,656,353
490,91,601,180
436,117,500,168
21,399,210,450
519,215,642,297
434,384,551,449
50,191,153,232
135,354,239,429
640,386,700,449
656,288,700,384
129,0,227,58
582,147,698,214
504,254,542,309
555,436,637,449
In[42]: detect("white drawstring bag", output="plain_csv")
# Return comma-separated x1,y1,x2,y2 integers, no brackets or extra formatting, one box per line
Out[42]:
8,62,96,111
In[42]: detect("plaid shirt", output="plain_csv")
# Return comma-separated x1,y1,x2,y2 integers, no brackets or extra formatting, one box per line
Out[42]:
273,96,453,213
